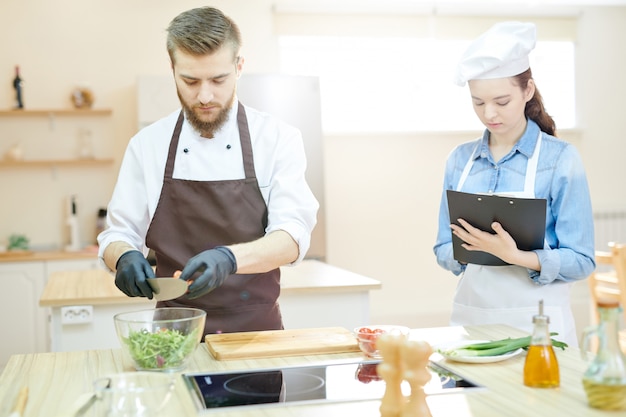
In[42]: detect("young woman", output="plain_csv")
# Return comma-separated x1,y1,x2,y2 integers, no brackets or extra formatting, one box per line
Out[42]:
433,22,595,346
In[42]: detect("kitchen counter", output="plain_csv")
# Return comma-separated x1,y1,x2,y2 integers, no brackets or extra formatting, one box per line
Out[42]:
0,249,98,263
39,259,381,307
39,260,382,351
0,324,611,417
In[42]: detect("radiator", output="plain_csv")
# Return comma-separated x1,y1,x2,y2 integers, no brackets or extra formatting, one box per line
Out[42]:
594,211,626,251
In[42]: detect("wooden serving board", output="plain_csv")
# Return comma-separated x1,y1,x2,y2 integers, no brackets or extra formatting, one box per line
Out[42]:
204,327,360,360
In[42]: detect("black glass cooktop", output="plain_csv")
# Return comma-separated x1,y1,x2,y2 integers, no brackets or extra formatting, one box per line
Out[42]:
183,360,483,412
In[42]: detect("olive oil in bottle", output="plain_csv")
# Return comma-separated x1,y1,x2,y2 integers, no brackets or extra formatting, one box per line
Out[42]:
581,299,626,410
523,300,560,388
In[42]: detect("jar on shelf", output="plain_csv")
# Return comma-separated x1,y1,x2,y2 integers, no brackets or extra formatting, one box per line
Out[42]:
4,143,23,161
71,85,94,109
581,299,626,411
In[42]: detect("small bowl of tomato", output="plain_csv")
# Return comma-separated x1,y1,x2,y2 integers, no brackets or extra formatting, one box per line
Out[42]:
353,325,410,358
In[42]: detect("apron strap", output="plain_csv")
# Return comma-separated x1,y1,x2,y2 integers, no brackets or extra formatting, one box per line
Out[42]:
164,111,185,180
523,132,542,195
237,102,256,180
456,140,481,191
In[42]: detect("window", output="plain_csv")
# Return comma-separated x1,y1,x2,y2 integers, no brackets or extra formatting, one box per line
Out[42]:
279,36,575,134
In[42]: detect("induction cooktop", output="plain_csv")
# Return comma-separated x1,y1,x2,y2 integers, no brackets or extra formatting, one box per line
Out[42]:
182,359,483,412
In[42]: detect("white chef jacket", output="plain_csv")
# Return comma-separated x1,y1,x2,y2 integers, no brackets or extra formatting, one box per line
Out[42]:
98,100,319,264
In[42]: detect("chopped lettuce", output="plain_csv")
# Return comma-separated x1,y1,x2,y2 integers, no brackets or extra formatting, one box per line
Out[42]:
123,327,199,369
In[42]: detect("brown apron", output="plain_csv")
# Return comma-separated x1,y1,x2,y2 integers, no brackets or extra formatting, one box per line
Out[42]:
145,102,283,335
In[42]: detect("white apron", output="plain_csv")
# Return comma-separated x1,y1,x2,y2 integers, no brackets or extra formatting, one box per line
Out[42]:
450,132,577,346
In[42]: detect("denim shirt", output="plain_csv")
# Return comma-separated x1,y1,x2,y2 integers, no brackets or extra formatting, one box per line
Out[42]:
433,119,596,284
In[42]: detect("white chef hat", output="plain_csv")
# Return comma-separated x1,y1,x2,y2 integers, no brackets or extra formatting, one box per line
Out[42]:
454,21,537,87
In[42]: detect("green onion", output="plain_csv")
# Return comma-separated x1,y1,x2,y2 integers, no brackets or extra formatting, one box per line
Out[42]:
438,333,568,357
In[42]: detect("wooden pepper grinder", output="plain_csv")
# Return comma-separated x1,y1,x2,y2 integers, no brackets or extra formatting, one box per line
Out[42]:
377,334,433,417
401,340,433,417
377,334,406,417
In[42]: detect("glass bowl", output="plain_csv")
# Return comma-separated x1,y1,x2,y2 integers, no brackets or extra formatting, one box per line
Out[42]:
353,325,410,358
93,372,175,416
114,307,206,372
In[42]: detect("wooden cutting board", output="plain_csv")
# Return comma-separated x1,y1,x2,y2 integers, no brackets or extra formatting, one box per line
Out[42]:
204,327,360,360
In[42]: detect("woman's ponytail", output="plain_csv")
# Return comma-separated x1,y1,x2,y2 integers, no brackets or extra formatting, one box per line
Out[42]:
515,69,556,137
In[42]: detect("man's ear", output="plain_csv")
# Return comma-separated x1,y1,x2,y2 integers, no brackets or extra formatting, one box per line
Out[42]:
236,55,245,79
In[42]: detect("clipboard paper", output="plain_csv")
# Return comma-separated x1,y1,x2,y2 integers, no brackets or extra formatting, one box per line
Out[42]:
446,190,546,266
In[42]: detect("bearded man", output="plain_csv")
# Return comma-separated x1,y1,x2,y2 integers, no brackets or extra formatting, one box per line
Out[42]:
98,7,318,336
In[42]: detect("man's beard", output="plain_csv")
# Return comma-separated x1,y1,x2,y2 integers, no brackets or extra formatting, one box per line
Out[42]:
178,90,235,138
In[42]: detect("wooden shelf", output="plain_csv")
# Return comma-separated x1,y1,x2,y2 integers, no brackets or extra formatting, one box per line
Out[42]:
0,109,112,117
0,158,114,168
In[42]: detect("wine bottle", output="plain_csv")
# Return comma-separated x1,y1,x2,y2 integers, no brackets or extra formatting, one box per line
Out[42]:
13,65,23,109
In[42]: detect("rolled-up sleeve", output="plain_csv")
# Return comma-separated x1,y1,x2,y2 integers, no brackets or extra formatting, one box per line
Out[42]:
251,113,319,264
530,143,595,284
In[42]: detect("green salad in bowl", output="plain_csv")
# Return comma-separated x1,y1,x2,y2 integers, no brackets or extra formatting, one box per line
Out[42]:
114,307,206,372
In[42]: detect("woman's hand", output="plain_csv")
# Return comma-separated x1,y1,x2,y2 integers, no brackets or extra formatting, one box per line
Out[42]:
450,219,540,270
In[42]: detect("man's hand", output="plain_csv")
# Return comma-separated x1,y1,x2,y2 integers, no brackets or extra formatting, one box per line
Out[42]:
115,250,155,298
180,246,237,299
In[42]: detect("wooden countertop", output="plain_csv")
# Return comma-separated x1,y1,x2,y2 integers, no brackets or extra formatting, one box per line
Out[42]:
39,260,382,307
0,249,98,263
280,260,382,293
39,268,151,307
0,324,613,417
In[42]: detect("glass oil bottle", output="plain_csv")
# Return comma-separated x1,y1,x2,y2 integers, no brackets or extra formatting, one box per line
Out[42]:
581,299,626,411
523,299,560,388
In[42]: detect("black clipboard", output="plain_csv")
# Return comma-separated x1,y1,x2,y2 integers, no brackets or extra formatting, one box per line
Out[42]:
446,190,547,266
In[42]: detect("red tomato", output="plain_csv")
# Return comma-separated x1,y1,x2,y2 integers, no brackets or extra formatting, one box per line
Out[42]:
357,327,388,348
356,363,381,383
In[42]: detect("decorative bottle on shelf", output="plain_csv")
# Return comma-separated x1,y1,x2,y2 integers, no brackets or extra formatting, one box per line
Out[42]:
77,128,94,159
581,299,626,411
523,299,560,388
65,195,81,252
13,65,24,109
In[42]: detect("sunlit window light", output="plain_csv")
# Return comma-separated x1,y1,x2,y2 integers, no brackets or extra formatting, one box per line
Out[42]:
279,36,575,134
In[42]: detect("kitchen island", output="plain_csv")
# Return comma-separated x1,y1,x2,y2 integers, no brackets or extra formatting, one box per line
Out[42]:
39,260,382,351
0,324,614,417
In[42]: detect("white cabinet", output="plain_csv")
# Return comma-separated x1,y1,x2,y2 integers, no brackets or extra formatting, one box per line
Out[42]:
279,291,371,331
0,262,46,368
48,300,155,352
0,256,101,367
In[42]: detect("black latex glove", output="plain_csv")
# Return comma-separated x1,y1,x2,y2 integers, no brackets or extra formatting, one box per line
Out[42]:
180,246,237,299
115,250,155,299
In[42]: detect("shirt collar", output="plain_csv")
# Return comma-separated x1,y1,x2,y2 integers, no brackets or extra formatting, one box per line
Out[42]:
475,118,540,161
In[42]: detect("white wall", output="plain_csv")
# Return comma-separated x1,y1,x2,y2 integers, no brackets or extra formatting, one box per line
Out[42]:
576,8,626,212
1,1,624,333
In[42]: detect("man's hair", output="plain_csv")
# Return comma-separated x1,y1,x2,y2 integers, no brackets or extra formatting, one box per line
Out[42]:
166,7,242,65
